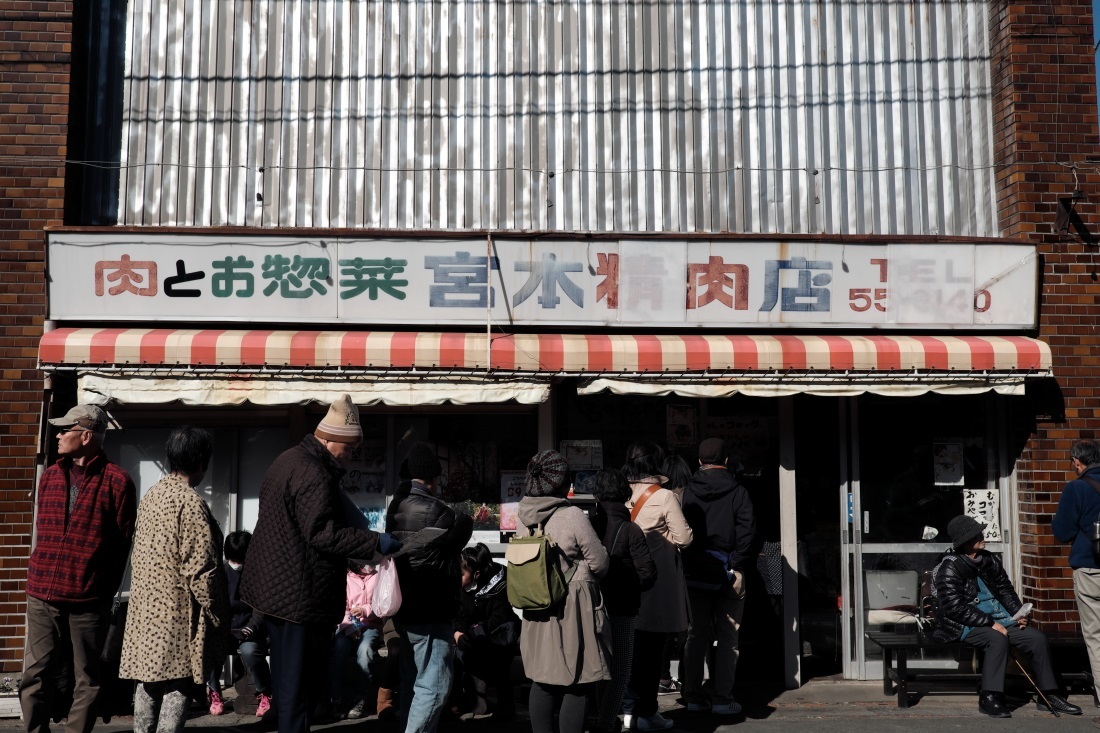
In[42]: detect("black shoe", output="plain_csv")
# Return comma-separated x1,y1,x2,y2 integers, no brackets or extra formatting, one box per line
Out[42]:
979,690,1012,718
1036,694,1082,715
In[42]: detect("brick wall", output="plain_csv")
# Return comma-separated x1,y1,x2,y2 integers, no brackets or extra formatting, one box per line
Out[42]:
993,2,1100,630
0,1,69,670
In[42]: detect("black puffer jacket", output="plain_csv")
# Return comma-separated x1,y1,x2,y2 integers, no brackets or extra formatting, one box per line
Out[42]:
455,564,519,647
931,549,1022,643
240,435,381,625
386,484,473,624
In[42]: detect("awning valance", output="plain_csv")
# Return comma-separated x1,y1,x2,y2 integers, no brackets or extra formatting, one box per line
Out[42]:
39,328,1052,376
76,374,550,406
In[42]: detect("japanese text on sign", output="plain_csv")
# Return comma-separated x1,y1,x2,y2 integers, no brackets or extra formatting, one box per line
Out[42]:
52,235,1038,329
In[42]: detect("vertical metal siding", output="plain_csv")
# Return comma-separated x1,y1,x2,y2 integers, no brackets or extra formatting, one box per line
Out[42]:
119,0,997,235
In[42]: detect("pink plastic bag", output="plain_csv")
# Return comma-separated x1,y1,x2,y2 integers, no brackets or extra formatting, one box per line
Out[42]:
371,555,403,618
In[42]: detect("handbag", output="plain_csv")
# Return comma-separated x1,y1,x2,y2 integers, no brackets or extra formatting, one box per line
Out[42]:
100,595,127,664
371,555,403,618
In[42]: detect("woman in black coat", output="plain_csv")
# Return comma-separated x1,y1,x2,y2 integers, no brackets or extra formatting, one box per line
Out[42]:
590,469,658,733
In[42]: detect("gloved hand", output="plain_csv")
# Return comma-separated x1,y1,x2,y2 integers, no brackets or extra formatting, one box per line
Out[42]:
377,532,402,556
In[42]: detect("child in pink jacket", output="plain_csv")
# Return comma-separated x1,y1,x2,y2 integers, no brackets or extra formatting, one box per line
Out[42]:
330,560,385,719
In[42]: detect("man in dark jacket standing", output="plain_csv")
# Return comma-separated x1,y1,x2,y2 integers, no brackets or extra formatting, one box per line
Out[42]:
20,405,137,733
386,442,473,733
241,395,399,733
680,437,755,717
1052,438,1100,705
934,514,1079,717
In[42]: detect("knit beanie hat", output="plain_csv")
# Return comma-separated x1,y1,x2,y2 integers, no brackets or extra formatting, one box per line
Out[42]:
314,394,362,444
524,449,570,498
947,514,986,550
407,442,442,480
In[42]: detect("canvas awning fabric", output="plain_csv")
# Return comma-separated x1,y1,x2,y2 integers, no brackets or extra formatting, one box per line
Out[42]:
39,328,1052,402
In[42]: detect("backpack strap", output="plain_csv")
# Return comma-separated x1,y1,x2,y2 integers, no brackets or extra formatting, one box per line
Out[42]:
605,521,628,555
530,505,577,583
630,484,661,523
1082,475,1100,495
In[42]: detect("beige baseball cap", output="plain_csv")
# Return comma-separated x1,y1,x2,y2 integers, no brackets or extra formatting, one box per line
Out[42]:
48,404,109,433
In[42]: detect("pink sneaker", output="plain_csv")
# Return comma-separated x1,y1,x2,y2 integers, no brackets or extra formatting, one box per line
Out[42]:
207,688,225,716
256,692,272,718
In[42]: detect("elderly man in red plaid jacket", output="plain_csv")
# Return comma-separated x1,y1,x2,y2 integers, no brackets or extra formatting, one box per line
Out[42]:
20,405,137,733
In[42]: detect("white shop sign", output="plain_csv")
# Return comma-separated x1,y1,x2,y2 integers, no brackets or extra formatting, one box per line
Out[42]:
47,234,1038,329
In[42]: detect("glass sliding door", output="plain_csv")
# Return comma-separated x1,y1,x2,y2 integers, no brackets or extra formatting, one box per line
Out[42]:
845,393,1011,680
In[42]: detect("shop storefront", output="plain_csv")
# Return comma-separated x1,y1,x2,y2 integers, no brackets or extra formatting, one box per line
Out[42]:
39,230,1050,687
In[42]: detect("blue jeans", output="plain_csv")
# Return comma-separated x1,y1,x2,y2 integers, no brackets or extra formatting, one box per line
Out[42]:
330,627,382,700
395,622,454,733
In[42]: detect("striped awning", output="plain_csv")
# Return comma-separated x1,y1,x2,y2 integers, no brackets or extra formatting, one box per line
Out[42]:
39,328,1052,375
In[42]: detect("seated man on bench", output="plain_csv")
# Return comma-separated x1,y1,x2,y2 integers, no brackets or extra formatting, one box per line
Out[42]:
933,515,1081,718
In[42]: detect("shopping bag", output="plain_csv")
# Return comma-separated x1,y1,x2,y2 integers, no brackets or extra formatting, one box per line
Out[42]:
371,555,403,618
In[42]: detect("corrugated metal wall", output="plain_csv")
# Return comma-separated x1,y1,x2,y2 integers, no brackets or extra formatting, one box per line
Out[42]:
119,0,997,235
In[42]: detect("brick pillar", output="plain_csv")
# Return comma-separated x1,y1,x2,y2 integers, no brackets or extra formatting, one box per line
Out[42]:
993,3,1100,631
0,2,70,669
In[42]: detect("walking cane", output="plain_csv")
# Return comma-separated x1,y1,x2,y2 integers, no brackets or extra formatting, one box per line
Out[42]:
1013,656,1059,718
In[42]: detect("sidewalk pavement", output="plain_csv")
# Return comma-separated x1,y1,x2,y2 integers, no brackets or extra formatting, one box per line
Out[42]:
3,677,1099,732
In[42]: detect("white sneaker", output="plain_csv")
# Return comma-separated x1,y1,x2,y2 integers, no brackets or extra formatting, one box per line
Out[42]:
635,712,674,730
621,713,634,730
710,700,742,715
684,701,710,712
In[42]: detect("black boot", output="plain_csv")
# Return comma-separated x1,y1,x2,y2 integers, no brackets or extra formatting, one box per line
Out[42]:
1037,693,1082,715
979,690,1012,718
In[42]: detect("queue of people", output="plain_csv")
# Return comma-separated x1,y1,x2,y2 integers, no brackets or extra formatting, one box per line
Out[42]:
23,399,1100,731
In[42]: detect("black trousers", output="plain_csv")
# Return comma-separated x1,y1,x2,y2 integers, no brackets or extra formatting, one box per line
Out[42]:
962,625,1057,693
627,629,666,717
267,617,333,733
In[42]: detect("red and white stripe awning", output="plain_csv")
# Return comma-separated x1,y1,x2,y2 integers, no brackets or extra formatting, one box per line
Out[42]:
39,328,1051,375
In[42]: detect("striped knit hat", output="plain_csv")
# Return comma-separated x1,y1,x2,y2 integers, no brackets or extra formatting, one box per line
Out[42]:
315,394,362,444
524,449,570,498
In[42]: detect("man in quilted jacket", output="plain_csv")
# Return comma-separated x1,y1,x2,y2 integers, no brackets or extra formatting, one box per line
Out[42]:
932,514,1080,718
20,404,137,733
241,395,400,733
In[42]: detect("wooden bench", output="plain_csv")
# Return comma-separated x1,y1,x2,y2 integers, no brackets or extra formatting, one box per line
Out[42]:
865,630,1092,708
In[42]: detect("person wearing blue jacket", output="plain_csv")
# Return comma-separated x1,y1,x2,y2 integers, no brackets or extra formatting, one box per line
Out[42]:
1052,438,1100,705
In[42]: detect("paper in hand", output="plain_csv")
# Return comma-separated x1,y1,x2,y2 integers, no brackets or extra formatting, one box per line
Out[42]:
1011,602,1033,621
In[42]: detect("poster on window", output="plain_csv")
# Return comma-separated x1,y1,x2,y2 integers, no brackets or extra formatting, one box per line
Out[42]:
560,440,603,471
933,442,965,486
667,405,697,448
499,471,526,532
340,439,387,531
963,488,1001,542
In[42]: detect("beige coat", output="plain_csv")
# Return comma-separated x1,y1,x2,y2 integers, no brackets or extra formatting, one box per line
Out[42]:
515,496,612,686
119,474,231,684
628,479,693,632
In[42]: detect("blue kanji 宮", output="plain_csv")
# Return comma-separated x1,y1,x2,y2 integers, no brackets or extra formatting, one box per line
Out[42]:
262,255,330,298
211,256,256,298
513,252,584,309
760,257,833,312
339,257,409,300
424,251,499,307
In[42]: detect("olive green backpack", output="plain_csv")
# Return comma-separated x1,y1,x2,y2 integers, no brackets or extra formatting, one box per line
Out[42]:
505,508,576,611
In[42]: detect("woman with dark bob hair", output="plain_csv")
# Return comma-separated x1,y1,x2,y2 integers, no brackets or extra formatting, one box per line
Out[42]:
590,468,657,733
621,442,692,731
120,427,231,733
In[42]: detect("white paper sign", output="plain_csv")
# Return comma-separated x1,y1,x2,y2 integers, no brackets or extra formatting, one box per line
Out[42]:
963,488,1002,542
